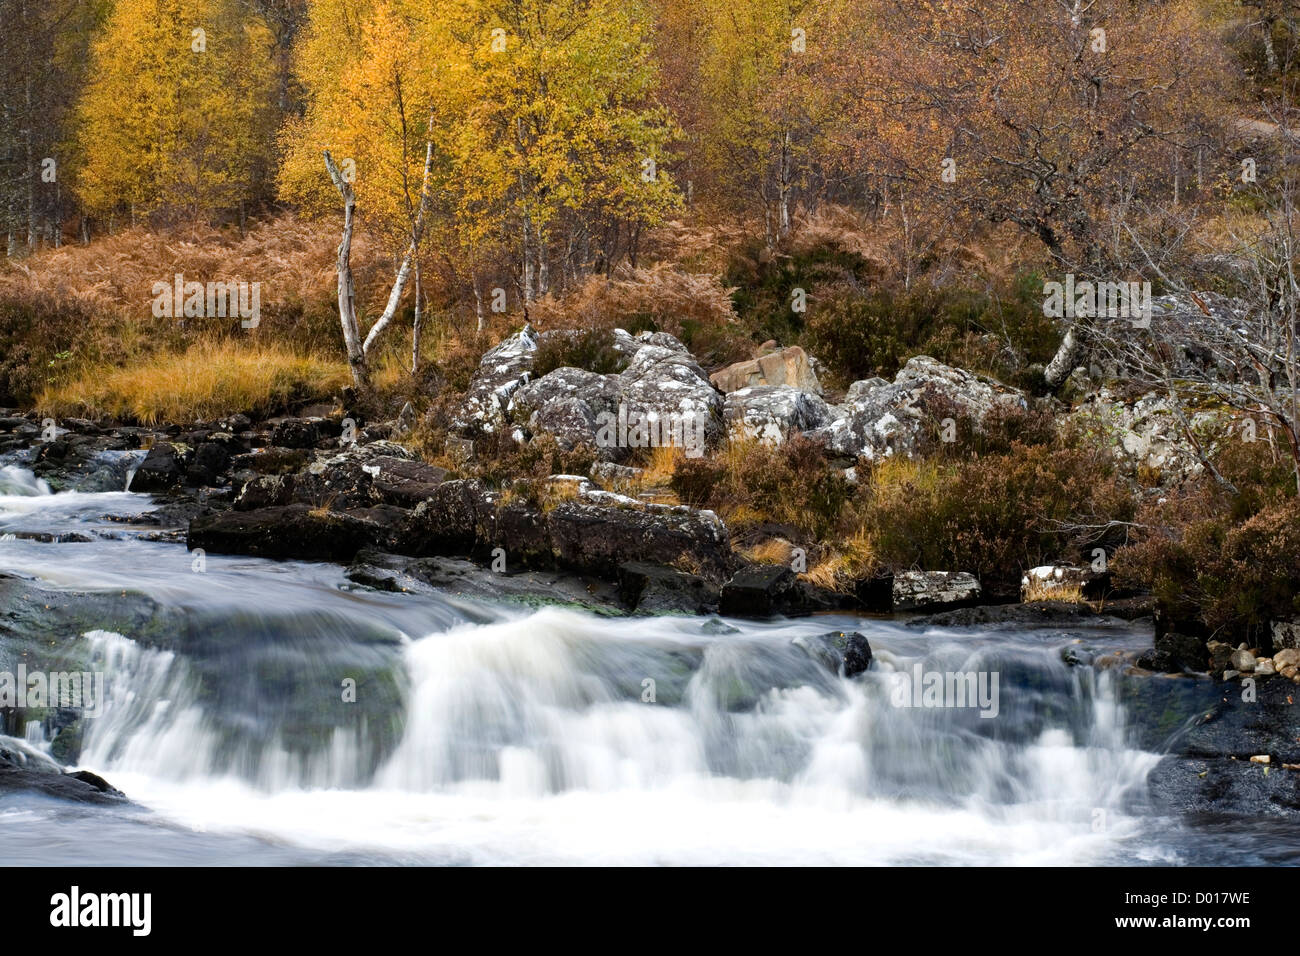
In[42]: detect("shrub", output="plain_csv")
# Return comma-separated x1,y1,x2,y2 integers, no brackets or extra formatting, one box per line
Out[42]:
805,274,1059,387
669,435,851,540
864,442,1133,595
461,431,597,488
533,327,627,377
1114,489,1300,644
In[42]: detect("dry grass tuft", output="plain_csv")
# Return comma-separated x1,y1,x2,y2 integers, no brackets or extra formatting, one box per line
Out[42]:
1022,580,1086,604
739,538,795,566
801,530,877,593
38,341,349,424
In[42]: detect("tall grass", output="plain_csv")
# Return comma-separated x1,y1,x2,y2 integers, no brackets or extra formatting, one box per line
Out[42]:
39,342,349,424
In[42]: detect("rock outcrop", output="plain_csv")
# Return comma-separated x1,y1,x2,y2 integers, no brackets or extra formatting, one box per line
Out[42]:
709,345,822,395
723,385,832,445
809,356,1024,461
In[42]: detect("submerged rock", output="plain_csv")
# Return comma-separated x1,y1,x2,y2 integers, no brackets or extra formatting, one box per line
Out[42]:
0,739,127,805
793,630,873,678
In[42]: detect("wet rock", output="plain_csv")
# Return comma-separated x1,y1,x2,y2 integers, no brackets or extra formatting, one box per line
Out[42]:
618,561,718,615
719,565,797,618
1147,756,1300,817
908,600,1105,628
188,504,393,561
186,441,230,486
129,442,191,492
345,550,621,612
1207,639,1236,673
0,741,127,805
1138,631,1209,674
793,629,873,678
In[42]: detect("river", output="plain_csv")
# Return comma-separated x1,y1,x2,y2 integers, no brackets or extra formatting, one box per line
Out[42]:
0,463,1293,865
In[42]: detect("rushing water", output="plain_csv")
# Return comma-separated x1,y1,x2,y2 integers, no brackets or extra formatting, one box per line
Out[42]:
0,467,1290,865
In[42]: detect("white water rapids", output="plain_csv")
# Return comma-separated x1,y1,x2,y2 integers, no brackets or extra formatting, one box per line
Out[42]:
0,466,1188,865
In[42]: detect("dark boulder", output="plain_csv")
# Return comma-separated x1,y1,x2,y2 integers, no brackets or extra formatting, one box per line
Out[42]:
129,442,191,492
188,504,392,561
1137,631,1209,674
794,630,873,678
618,561,718,614
186,441,230,486
0,742,127,806
719,565,797,618
270,417,342,449
547,496,731,583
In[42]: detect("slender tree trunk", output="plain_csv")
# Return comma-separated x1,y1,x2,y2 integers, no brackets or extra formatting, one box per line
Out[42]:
1044,325,1085,389
779,130,792,237
411,260,422,376
537,233,549,298
521,209,535,303
1263,17,1280,75
473,278,486,333
323,151,367,386
24,74,36,252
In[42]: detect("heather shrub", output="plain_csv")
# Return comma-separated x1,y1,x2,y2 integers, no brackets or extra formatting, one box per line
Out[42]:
670,435,851,540
533,327,626,377
864,442,1133,595
1113,484,1300,643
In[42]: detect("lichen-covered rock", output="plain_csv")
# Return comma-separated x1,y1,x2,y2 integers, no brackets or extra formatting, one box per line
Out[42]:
892,570,982,612
270,417,342,449
453,325,539,433
508,366,621,452
616,345,724,449
548,493,732,582
1020,564,1109,600
809,356,1023,461
723,385,833,445
1067,389,1224,485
